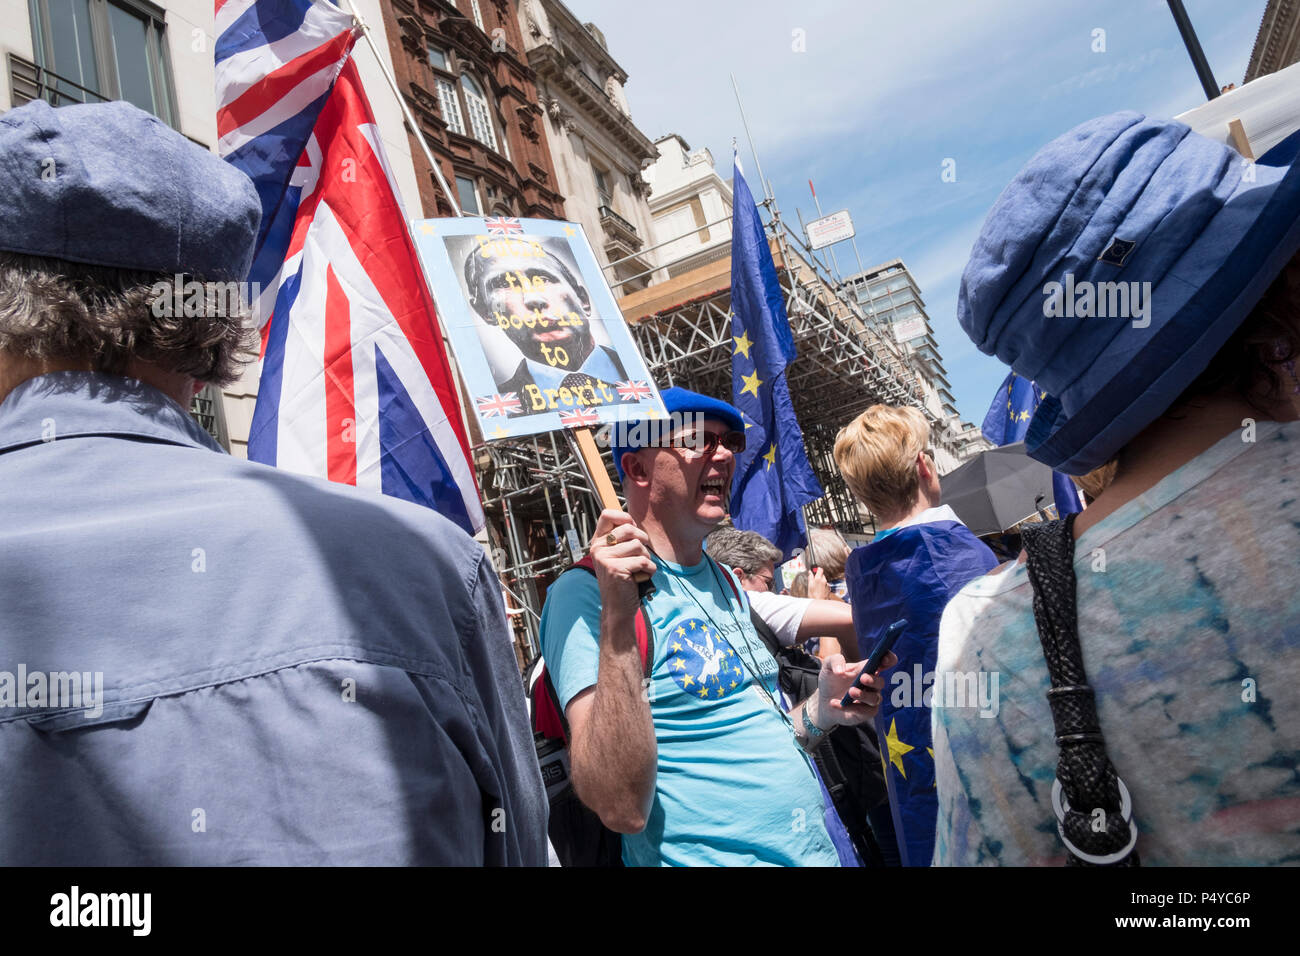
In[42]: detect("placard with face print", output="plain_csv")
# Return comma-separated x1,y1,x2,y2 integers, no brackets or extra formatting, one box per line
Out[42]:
412,217,665,439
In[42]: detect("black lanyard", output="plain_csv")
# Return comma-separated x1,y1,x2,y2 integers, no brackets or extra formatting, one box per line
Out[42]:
672,555,801,739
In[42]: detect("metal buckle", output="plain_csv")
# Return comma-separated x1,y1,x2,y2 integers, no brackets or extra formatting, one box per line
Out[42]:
1050,776,1139,866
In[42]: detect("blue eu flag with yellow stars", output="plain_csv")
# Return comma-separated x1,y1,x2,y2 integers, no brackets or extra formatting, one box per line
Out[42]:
982,372,1082,516
727,155,823,559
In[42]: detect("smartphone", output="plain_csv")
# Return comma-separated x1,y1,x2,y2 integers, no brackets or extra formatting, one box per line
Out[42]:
839,618,907,707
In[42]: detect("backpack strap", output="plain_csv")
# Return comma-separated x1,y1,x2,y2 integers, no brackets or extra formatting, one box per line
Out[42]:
572,556,653,677
533,561,655,746
1021,514,1140,867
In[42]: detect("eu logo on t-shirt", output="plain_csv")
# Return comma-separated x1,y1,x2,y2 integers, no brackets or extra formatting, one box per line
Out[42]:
667,619,746,701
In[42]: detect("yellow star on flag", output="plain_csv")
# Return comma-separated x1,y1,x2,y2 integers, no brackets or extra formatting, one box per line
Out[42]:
563,225,575,237
671,641,682,652
762,443,777,471
672,659,685,671
698,688,709,698
676,626,685,637
688,621,697,630
740,369,762,399
490,425,508,439
682,675,694,688
885,718,914,778
733,331,753,359
420,223,436,235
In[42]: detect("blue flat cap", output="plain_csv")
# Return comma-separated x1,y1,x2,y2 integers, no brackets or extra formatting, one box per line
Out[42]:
959,111,1300,475
611,387,745,482
0,99,260,283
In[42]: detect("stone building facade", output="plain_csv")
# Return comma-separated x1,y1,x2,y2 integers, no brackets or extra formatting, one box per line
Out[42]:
517,0,662,295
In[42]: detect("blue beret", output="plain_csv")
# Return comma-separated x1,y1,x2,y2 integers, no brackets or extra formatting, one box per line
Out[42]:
0,99,260,283
958,111,1300,475
611,387,745,482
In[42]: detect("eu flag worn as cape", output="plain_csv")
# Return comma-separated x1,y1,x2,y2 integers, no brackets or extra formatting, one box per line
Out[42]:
728,156,822,558
982,372,1082,517
845,522,997,867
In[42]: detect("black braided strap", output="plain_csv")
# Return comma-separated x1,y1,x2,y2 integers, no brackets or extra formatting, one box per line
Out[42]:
1021,514,1140,867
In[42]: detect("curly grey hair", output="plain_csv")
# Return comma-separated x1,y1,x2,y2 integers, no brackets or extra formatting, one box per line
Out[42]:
704,526,781,574
0,251,256,387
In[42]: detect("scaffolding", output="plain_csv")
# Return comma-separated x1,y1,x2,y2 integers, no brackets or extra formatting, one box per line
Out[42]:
476,198,939,659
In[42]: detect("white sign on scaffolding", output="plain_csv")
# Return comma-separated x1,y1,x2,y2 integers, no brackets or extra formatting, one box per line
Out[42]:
893,315,928,343
806,209,855,250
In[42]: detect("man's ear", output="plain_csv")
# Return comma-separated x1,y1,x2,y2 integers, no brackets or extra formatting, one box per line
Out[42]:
621,449,648,485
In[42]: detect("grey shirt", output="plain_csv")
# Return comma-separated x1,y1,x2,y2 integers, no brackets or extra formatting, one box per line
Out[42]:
0,372,546,865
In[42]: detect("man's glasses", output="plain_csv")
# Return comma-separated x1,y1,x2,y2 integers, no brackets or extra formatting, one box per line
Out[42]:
649,430,745,460
746,570,774,590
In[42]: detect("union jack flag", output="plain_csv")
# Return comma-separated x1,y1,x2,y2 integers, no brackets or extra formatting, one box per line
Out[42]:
476,392,522,419
615,380,653,402
483,216,523,236
215,0,483,533
558,407,601,428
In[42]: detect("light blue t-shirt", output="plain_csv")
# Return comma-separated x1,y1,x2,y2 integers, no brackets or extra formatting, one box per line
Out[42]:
540,553,839,867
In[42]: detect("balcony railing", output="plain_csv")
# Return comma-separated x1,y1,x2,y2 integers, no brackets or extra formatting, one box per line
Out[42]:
598,204,637,237
8,54,110,109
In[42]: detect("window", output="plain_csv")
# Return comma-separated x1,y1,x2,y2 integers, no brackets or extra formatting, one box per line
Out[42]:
469,0,485,31
593,165,612,207
460,73,498,152
436,77,465,135
456,175,480,215
425,47,505,155
29,0,176,124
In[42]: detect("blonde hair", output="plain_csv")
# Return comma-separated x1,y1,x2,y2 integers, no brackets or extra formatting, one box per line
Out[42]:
833,404,929,520
790,571,809,598
804,527,850,580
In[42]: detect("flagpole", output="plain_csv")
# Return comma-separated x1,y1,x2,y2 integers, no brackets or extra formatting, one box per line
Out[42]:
341,0,463,217
339,0,494,525
344,0,632,549
730,74,773,205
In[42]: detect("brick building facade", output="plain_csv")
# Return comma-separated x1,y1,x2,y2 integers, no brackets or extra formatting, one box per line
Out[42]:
380,0,565,220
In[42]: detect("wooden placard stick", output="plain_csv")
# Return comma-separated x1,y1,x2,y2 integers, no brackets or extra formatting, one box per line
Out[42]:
1227,118,1255,161
566,426,654,588
571,426,621,510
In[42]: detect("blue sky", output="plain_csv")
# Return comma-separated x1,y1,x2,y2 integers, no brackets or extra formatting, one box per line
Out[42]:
563,0,1265,424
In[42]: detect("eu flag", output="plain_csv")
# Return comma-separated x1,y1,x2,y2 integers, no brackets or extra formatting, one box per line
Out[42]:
982,372,1082,516
728,156,823,558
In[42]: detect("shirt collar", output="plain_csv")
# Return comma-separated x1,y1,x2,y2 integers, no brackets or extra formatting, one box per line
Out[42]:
0,371,224,455
875,504,963,539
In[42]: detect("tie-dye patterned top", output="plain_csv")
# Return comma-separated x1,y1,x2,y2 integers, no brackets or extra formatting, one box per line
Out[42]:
932,420,1300,866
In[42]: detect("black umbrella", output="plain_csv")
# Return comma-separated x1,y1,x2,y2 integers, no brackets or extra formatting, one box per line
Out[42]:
939,442,1057,536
